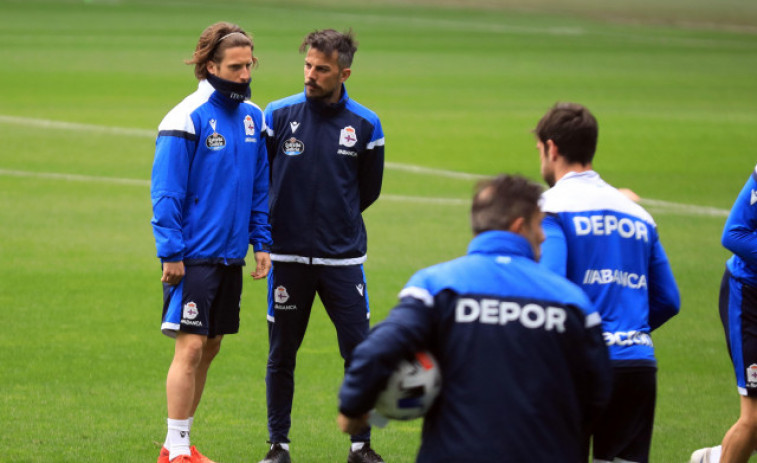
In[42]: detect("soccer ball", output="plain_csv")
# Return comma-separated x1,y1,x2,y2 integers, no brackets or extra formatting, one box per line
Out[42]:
374,351,441,421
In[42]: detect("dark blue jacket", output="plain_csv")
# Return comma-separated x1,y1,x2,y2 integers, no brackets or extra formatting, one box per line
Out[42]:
339,231,612,462
264,85,384,265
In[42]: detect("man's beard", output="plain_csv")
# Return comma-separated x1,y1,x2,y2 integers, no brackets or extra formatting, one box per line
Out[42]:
305,81,336,101
543,170,556,188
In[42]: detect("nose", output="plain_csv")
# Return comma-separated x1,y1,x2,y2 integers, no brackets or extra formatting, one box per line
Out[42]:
240,66,251,82
305,66,315,81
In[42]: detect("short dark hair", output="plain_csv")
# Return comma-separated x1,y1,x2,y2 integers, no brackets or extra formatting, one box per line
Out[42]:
186,22,256,80
534,102,598,165
471,174,543,235
299,28,358,69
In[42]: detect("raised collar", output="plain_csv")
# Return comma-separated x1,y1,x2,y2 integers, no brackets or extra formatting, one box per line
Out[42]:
304,83,349,115
199,79,245,109
467,230,535,261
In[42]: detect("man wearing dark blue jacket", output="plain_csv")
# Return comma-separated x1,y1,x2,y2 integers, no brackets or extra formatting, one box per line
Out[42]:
536,102,680,463
338,174,612,463
260,29,385,463
151,22,272,463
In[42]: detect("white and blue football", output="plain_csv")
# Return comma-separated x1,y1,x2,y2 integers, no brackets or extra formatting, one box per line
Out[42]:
374,351,442,421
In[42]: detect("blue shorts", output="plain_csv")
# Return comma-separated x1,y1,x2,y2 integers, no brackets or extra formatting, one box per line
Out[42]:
720,267,757,396
161,264,243,338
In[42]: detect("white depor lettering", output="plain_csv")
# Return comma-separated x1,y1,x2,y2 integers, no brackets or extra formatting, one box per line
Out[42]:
573,215,648,242
603,330,654,347
582,269,648,289
455,298,566,332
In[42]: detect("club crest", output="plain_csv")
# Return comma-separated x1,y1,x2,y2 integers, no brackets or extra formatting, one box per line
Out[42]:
244,115,255,136
275,286,290,303
206,119,226,150
339,126,357,147
283,137,305,156
183,302,199,320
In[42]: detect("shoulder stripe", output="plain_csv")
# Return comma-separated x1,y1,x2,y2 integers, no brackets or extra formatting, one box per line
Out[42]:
366,137,385,149
265,93,306,114
345,99,383,143
585,311,602,328
157,130,197,141
157,81,213,135
398,286,434,307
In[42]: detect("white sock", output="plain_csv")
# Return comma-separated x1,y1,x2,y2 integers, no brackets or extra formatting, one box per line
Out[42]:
167,418,191,460
351,442,366,451
164,417,193,450
274,443,290,451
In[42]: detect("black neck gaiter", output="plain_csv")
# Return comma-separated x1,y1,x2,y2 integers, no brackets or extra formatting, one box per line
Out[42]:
207,73,251,102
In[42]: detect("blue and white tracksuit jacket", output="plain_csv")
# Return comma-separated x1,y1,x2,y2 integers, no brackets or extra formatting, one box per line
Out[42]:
264,85,384,265
150,80,272,265
723,164,757,286
540,171,680,367
339,231,612,462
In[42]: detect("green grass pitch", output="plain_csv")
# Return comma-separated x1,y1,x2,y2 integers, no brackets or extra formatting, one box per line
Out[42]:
1,0,757,461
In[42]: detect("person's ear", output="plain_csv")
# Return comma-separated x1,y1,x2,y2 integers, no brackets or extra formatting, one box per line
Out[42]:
509,216,525,234
546,139,560,161
206,61,218,77
340,67,351,84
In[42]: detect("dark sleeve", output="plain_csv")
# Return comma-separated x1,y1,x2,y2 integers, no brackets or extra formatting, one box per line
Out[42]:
338,295,434,417
358,121,384,212
577,321,612,436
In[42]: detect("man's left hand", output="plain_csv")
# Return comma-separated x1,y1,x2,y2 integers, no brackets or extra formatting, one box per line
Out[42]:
250,251,272,279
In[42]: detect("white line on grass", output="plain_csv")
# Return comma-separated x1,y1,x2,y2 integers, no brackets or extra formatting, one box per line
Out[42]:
385,162,487,181
0,115,485,181
0,168,150,186
639,198,729,218
0,115,730,217
0,115,155,138
0,168,729,217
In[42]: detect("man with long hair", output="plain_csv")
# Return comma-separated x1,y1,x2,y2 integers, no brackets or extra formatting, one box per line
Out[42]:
151,22,271,463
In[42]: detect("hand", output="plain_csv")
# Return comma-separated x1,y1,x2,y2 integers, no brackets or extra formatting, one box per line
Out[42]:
161,261,185,285
337,412,369,435
250,251,271,280
618,188,640,203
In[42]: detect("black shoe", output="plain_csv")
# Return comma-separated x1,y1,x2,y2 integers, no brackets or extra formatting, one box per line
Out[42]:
348,443,385,463
259,443,291,463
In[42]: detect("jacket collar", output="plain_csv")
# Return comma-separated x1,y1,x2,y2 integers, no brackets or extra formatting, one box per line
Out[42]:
199,79,245,109
304,83,349,115
467,230,535,261
557,169,599,184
